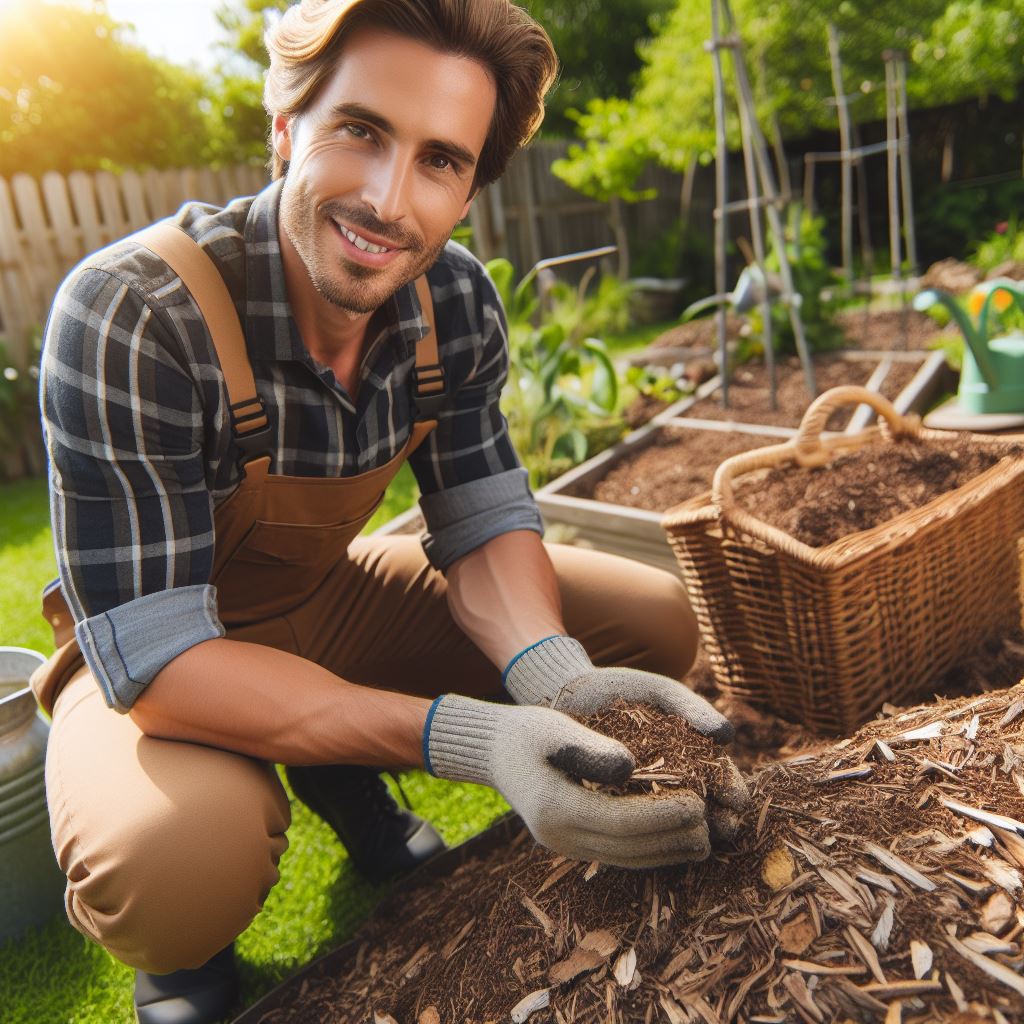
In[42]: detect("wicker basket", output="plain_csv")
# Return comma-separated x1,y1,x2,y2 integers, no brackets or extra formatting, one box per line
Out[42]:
661,385,1024,735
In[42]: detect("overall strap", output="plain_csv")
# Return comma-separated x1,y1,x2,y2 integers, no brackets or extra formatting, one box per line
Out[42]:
412,275,446,423
132,222,272,468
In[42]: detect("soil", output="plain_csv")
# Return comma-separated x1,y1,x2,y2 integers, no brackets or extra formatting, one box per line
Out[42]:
744,434,1023,547
684,354,905,430
568,427,779,513
258,681,1024,1024
835,307,953,352
575,700,729,798
648,313,745,352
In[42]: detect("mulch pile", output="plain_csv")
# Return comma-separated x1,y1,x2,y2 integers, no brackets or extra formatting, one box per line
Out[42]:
684,356,897,430
571,428,779,512
742,435,1023,547
258,679,1024,1024
576,701,730,799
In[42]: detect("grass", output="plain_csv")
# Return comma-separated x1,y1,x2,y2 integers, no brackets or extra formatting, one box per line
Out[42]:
0,468,509,1024
602,317,677,357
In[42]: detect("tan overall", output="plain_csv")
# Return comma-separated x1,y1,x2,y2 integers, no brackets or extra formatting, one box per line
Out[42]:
32,224,699,974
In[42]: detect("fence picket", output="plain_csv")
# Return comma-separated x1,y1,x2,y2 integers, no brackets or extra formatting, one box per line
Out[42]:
0,177,32,363
42,172,82,269
95,171,130,243
120,170,150,227
68,171,105,253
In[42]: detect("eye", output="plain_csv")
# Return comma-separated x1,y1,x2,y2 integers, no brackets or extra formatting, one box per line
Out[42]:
426,153,459,174
344,123,371,139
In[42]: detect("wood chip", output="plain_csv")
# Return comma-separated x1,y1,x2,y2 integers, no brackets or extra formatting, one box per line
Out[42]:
373,1013,398,1024
583,861,600,882
981,890,1015,935
999,700,1024,728
884,1002,902,1024
962,931,1018,955
417,1008,441,1024
979,856,1023,895
762,845,798,891
868,739,896,763
943,870,994,897
964,714,980,740
945,971,968,1012
855,867,898,894
940,798,1024,837
548,929,618,985
612,947,637,987
536,860,577,895
820,764,873,782
782,971,825,1022
863,842,936,891
778,914,816,955
860,979,944,997
870,897,895,952
756,796,772,837
441,916,476,960
400,943,431,979
658,993,689,1024
945,925,1024,998
781,959,867,976
846,924,887,983
894,722,943,743
966,825,995,847
520,896,554,937
910,940,933,979
510,988,550,1023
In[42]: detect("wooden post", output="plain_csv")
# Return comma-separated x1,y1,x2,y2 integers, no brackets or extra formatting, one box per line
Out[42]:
884,53,906,348
709,0,731,408
894,52,918,279
828,23,855,293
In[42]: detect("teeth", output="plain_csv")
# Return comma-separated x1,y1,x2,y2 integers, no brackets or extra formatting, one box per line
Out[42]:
339,223,390,254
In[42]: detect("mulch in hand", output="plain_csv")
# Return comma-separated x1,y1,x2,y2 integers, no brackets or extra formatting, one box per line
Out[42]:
743,434,1023,547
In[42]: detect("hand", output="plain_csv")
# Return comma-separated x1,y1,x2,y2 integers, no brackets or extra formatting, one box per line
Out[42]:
424,694,712,868
503,637,751,839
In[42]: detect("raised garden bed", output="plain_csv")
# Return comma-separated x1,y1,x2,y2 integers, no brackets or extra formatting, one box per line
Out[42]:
234,678,1024,1024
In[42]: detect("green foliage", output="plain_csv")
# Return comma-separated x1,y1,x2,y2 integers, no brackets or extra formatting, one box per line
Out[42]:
916,178,1024,265
0,1,215,177
752,206,844,355
554,0,1024,201
624,364,689,406
488,258,625,488
971,217,1024,274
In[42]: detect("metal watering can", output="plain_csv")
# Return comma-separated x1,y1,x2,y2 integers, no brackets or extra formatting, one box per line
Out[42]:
914,278,1024,416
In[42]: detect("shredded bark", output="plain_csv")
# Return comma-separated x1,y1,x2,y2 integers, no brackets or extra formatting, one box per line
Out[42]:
257,680,1024,1024
742,435,1023,547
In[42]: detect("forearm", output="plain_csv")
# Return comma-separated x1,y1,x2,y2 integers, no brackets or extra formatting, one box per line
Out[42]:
444,530,565,670
129,637,429,768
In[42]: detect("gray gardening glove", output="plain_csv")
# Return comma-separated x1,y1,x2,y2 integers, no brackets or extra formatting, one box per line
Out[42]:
503,636,751,840
424,694,712,868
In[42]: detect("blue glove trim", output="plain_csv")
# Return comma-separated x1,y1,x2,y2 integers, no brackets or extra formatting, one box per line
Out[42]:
422,695,445,776
501,634,564,688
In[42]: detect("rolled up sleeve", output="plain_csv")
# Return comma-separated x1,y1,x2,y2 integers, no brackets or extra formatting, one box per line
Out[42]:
76,585,224,712
419,467,543,571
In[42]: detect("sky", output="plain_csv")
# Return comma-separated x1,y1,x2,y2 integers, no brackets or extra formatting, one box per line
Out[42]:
100,0,227,68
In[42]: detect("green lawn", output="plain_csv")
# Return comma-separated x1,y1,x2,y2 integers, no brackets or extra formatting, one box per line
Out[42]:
0,470,509,1024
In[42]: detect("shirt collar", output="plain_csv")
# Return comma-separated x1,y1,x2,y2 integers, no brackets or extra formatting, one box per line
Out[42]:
242,180,431,365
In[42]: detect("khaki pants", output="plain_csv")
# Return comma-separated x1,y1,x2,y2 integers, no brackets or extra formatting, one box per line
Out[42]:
46,537,697,973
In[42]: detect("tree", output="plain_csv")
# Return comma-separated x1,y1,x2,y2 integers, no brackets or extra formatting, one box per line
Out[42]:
0,0,213,178
554,0,1024,200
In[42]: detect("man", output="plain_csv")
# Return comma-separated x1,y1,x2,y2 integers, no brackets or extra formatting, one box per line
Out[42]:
34,2,748,1022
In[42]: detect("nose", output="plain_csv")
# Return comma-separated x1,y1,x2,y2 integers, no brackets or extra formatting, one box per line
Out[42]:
361,151,412,225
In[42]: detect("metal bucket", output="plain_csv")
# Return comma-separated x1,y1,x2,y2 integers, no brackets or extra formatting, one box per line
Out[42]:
0,647,65,940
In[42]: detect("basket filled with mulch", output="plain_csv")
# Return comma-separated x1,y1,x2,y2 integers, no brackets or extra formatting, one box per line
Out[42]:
661,385,1024,735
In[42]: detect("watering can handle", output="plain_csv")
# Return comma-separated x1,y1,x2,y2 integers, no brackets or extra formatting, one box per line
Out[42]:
793,386,920,467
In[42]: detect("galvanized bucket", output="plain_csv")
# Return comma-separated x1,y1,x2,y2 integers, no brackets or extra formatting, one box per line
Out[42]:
0,647,65,940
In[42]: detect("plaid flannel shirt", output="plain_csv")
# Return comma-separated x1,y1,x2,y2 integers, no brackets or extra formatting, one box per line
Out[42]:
40,180,541,711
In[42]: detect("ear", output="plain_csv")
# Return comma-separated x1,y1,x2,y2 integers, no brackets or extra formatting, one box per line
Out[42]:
271,113,294,163
459,186,481,222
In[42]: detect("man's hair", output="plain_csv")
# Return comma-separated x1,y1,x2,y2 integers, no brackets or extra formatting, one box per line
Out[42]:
264,0,558,190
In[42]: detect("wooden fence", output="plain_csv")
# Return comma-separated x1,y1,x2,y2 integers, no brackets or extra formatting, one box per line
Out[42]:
0,146,692,369
0,163,269,367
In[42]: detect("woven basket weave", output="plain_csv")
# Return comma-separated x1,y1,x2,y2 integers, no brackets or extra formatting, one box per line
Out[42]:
661,385,1024,735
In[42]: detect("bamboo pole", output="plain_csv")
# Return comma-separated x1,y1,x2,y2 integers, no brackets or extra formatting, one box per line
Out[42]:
709,0,731,408
827,23,855,294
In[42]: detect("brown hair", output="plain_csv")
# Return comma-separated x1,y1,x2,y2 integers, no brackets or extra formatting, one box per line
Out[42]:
263,0,558,189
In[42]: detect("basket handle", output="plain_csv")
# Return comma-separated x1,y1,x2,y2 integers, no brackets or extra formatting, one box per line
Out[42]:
793,385,920,468
711,385,921,511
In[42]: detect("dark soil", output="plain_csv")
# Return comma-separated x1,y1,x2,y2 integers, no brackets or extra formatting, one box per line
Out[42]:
648,314,744,352
568,427,779,512
575,700,729,798
744,434,1023,547
835,307,954,351
259,683,1024,1024
685,355,891,430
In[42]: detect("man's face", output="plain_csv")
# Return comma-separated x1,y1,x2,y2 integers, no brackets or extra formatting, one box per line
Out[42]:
273,26,496,315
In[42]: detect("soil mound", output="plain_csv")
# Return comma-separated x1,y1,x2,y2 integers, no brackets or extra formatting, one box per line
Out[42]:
743,435,1022,547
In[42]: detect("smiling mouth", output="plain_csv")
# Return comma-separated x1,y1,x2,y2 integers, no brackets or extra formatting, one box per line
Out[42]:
333,220,397,255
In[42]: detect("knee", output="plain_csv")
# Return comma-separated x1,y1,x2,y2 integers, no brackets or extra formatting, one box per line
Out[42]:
60,759,290,973
621,570,699,680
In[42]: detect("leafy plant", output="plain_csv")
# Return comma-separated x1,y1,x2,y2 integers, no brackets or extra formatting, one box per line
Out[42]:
971,216,1024,275
0,331,44,480
624,364,690,405
487,258,624,488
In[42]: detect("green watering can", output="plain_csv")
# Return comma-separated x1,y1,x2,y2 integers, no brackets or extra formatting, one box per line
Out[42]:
914,278,1024,416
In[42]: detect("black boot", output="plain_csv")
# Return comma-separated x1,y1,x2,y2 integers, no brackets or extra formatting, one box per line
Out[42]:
285,764,446,883
134,944,237,1024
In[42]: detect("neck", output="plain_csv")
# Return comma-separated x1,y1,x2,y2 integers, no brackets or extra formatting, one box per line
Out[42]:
278,219,373,364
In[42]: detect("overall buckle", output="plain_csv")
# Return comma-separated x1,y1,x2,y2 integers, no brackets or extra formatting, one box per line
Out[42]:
412,363,447,421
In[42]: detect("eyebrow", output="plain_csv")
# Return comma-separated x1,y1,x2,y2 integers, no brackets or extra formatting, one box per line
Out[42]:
328,102,478,170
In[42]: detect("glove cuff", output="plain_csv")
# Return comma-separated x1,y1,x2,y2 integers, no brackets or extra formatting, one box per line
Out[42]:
503,635,594,706
423,693,499,786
